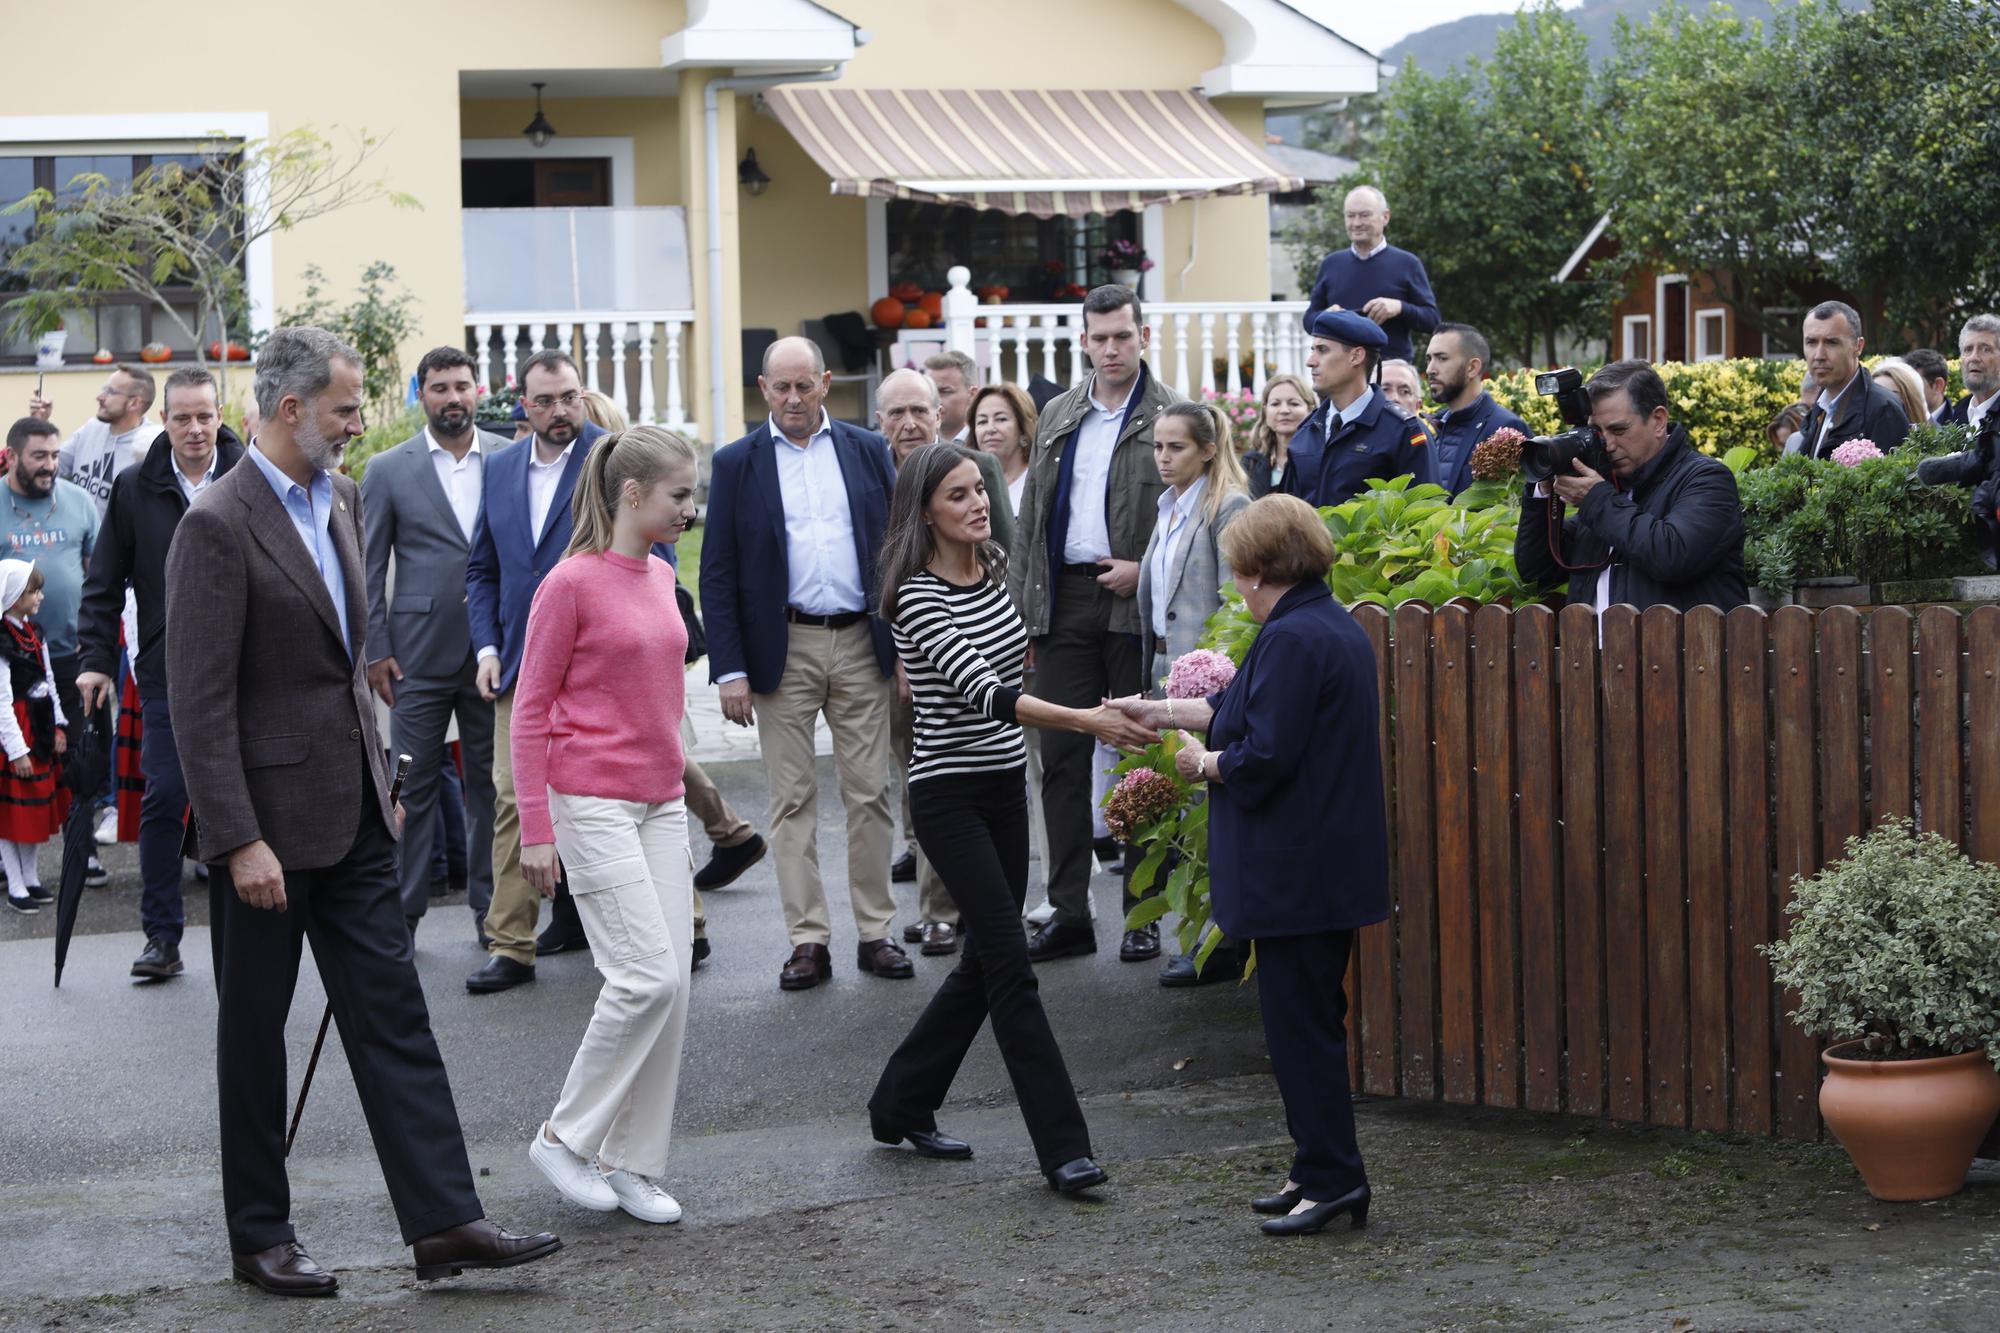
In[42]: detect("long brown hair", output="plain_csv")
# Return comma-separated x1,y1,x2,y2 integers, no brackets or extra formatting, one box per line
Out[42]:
1157,401,1248,523
566,425,698,557
878,443,1007,623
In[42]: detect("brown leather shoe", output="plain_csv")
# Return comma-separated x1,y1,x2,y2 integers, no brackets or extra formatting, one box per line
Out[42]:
411,1218,561,1281
903,921,925,944
857,937,916,978
231,1240,338,1297
780,942,833,991
920,921,960,956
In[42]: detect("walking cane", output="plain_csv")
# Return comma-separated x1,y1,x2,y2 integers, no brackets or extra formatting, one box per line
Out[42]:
286,753,412,1157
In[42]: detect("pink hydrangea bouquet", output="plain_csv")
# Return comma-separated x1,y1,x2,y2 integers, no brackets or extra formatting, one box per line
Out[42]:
1201,386,1261,432
1831,439,1883,467
1103,767,1182,841
1165,648,1236,699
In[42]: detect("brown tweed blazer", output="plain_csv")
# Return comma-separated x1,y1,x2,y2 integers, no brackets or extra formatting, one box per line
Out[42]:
165,453,396,869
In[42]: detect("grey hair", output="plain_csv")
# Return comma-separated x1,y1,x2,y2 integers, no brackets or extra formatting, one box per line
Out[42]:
922,349,978,386
1806,300,1863,340
1962,313,2000,342
881,367,940,411
254,326,362,419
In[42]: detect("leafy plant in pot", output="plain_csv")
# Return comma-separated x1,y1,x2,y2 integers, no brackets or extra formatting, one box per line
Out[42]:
1761,820,2000,1201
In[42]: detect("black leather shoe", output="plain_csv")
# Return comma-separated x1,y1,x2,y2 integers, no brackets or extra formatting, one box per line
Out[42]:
1160,947,1242,987
24,882,54,904
536,924,590,957
920,921,960,956
780,943,833,990
858,937,916,979
411,1218,562,1281
130,937,184,980
903,920,926,944
694,833,767,890
232,1240,338,1297
1027,920,1097,962
466,955,535,994
1119,923,1161,961
1260,1184,1371,1236
891,849,917,882
1251,1187,1304,1215
1046,1157,1109,1193
691,936,711,971
871,1117,974,1159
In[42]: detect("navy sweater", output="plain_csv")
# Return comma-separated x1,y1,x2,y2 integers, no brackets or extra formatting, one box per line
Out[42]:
1304,245,1440,364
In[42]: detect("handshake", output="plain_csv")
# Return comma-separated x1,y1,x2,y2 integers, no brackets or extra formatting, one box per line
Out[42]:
1084,695,1219,784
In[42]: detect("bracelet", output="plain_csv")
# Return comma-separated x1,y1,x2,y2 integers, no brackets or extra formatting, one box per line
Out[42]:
1166,698,1177,728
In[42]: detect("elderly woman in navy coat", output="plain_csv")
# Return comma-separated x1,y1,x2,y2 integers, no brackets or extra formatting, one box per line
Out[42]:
1115,493,1389,1236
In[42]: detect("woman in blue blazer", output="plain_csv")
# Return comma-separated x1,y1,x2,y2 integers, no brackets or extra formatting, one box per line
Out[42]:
1115,494,1388,1237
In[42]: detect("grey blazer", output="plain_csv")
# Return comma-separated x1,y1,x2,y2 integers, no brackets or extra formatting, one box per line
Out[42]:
360,429,508,680
1137,488,1250,691
165,458,395,869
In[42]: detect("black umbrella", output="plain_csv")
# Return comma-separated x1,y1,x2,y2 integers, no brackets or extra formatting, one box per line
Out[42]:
52,702,111,987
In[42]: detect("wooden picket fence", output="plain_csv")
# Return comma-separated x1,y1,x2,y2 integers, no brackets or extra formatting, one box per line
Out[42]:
1341,601,2000,1140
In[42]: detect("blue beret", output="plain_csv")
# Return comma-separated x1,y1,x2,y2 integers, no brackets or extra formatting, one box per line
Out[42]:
1308,309,1388,350
510,401,529,421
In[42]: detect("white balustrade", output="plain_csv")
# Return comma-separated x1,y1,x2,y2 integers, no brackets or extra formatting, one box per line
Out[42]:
465,310,696,435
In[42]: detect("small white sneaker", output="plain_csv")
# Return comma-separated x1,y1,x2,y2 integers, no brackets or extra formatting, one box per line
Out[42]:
1024,899,1056,926
602,1168,682,1224
95,807,119,846
530,1124,617,1212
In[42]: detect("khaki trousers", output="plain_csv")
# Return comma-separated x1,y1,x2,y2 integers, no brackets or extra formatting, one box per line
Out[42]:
484,690,539,965
754,621,896,947
891,691,959,927
546,792,692,1179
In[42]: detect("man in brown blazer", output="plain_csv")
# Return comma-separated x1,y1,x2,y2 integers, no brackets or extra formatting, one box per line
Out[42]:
166,326,559,1297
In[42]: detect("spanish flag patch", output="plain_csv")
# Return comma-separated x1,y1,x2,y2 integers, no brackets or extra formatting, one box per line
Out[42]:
1408,429,1428,448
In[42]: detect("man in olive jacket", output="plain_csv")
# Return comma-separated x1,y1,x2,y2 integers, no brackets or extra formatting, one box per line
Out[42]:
1010,285,1181,964
1514,359,1748,612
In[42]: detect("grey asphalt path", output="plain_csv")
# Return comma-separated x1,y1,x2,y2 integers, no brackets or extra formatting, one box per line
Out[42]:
0,755,1262,1308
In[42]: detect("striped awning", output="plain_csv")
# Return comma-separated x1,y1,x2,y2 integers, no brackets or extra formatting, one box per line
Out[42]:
762,87,1305,219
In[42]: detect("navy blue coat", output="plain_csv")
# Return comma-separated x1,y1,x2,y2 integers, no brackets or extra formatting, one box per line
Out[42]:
1431,391,1528,497
465,420,608,695
700,418,897,694
1302,245,1439,364
1204,581,1390,940
1283,392,1435,507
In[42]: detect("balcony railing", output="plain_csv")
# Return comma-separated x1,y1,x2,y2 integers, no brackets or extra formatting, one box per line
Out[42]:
467,314,695,434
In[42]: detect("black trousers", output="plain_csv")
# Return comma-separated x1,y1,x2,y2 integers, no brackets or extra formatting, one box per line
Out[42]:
1032,570,1142,928
209,768,483,1254
1255,929,1368,1199
869,766,1092,1172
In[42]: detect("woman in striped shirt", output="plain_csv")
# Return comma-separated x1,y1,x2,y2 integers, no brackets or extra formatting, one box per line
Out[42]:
866,443,1155,1195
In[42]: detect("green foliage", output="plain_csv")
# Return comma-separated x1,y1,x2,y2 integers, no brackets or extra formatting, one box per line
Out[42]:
1762,820,2000,1068
1284,1,1612,367
341,405,425,482
275,262,418,424
1736,444,1978,596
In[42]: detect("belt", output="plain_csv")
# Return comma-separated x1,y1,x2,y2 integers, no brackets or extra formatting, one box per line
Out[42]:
1060,562,1109,576
785,608,867,628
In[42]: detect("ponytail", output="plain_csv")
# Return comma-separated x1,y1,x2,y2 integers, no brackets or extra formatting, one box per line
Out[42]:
1160,401,1249,523
565,425,700,558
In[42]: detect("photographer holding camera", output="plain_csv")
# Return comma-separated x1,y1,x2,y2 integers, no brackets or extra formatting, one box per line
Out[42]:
1513,360,1748,613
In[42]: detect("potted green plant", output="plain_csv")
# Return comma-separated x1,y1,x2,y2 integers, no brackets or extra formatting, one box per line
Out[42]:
1761,820,2000,1201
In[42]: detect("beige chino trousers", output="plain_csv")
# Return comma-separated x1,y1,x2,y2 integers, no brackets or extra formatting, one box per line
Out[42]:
546,791,692,1179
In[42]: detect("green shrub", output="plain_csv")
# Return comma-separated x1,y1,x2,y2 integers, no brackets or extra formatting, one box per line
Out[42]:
1736,443,1977,595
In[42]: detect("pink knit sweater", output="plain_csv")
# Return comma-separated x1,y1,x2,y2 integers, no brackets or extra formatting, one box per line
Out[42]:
510,550,688,846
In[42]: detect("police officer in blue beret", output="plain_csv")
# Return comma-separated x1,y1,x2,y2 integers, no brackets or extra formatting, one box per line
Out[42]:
1280,309,1434,507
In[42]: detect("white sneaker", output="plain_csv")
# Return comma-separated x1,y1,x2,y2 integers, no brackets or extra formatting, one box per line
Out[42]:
602,1169,682,1224
529,1124,617,1212
95,808,119,845
1024,899,1055,925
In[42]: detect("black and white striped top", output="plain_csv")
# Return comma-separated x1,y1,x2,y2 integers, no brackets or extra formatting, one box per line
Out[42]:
893,570,1029,782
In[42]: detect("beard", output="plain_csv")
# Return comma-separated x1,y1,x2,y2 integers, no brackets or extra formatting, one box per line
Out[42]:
13,464,53,498
428,403,472,436
294,414,347,472
540,417,579,446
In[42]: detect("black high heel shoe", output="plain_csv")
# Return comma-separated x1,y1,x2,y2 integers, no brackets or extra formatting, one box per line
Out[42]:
1259,1184,1370,1236
1251,1186,1303,1215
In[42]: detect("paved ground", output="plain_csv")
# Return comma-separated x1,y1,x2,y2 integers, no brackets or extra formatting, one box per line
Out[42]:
5,755,1999,1330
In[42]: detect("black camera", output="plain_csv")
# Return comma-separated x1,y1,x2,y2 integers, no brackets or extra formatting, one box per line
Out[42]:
1520,367,1609,486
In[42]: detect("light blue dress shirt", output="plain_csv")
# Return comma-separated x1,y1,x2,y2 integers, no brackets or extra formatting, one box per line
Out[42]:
248,442,350,657
1149,476,1206,639
769,412,867,616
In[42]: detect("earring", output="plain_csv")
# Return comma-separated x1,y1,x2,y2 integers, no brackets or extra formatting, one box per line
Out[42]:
1252,582,1261,591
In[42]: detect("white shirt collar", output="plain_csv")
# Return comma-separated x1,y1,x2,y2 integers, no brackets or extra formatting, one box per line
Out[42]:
528,436,574,470
1158,475,1206,522
175,450,218,489
1351,237,1389,260
425,426,483,460
1338,387,1376,426
769,410,835,450
1087,376,1138,418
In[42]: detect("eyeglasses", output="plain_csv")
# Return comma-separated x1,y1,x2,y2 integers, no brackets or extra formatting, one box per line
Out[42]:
529,391,581,411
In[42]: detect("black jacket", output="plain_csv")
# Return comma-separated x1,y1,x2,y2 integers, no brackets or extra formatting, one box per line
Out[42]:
79,427,247,699
1916,405,2000,568
1794,369,1912,459
1515,425,1749,612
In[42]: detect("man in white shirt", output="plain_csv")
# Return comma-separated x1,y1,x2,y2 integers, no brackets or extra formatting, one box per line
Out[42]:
361,348,506,948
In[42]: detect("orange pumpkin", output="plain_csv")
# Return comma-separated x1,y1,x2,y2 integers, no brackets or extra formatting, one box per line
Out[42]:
902,308,933,329
918,291,943,318
91,348,114,364
139,342,172,364
870,296,906,329
889,281,925,303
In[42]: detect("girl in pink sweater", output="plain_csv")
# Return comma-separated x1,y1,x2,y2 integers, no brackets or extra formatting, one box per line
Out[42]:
514,425,696,1226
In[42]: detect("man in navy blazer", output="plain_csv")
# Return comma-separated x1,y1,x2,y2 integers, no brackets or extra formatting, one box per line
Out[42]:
462,350,602,991
701,335,910,992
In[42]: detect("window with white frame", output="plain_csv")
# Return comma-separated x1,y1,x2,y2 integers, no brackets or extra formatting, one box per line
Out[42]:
1622,315,1652,362
1694,308,1728,362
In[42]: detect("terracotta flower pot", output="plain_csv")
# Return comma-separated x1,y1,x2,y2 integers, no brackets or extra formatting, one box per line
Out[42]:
1818,1040,2000,1201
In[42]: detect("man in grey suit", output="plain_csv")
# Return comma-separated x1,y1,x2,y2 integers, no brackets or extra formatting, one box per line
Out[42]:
362,346,508,940
166,326,558,1296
